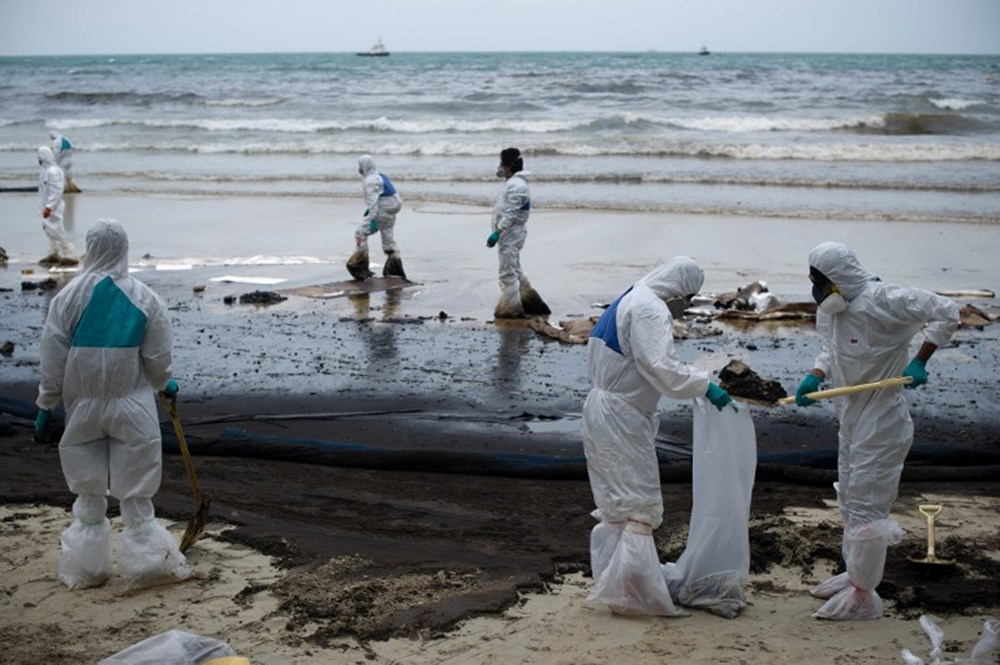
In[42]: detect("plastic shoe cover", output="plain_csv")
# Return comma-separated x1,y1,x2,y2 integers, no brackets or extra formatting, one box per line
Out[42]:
971,618,999,660
668,570,748,619
382,252,407,280
899,648,925,665
59,518,112,589
346,250,374,280
900,615,999,665
519,280,551,316
813,584,883,620
98,629,235,665
586,527,683,616
115,520,191,591
811,571,851,599
589,520,625,584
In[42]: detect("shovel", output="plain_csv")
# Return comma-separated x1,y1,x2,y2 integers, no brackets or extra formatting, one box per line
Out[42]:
908,504,955,566
773,376,914,406
730,375,913,408
160,394,210,553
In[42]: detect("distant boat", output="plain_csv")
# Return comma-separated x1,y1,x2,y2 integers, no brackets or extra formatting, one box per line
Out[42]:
698,44,710,56
357,38,389,57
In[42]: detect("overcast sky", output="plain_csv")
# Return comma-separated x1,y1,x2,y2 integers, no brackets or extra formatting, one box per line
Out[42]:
2,0,998,56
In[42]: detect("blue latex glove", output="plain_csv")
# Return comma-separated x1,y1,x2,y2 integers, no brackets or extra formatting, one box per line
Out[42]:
486,230,500,248
902,358,927,389
34,408,51,440
162,379,179,398
796,373,823,406
705,382,733,412
368,219,378,234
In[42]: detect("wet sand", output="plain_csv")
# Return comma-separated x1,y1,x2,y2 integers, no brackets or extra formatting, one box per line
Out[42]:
1,193,999,663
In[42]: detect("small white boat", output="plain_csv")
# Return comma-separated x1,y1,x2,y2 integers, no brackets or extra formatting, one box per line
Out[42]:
698,44,710,56
357,38,389,57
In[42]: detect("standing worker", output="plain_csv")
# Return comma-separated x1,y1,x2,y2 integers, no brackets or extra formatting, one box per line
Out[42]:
49,130,80,193
487,147,550,319
35,218,191,590
582,257,733,615
347,155,406,281
795,241,959,620
37,145,77,266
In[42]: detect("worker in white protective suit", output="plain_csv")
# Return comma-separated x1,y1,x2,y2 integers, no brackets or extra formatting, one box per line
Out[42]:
35,219,191,591
347,155,406,280
582,257,734,615
49,130,80,193
795,242,959,620
486,147,550,318
37,146,77,266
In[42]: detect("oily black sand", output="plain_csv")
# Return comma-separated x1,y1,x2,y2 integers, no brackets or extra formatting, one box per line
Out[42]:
2,264,999,653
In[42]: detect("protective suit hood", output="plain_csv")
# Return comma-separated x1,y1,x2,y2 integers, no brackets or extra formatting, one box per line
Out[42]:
635,256,704,302
83,219,130,278
38,146,56,167
809,242,877,302
358,154,376,176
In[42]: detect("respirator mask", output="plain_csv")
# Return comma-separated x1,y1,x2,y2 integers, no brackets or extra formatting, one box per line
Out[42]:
810,266,848,315
666,294,695,320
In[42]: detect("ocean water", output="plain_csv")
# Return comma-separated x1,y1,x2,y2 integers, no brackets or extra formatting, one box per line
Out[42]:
1,51,999,222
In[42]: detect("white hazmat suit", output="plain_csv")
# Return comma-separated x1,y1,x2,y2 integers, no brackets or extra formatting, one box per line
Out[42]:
349,155,405,279
37,145,75,261
37,219,190,590
581,257,710,615
489,160,549,318
805,242,959,620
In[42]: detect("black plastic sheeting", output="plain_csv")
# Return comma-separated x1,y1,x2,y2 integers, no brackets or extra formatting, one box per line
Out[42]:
3,396,999,483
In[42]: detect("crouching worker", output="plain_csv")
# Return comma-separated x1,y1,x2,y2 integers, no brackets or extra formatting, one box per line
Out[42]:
796,241,959,620
582,257,733,615
35,219,191,590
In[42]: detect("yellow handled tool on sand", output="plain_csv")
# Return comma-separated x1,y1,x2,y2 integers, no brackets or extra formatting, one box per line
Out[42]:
160,394,210,553
908,504,955,566
776,376,913,405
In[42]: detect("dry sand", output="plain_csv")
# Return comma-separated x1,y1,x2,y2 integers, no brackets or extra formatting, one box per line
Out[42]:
1,193,999,664
2,492,997,664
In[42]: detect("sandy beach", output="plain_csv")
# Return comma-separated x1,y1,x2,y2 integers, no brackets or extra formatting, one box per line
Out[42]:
1,192,999,664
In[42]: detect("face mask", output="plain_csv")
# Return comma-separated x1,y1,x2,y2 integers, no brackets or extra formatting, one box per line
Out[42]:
496,166,506,178
818,292,848,315
666,296,691,320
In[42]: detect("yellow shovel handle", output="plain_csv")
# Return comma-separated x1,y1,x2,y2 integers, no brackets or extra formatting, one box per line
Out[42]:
778,376,913,405
160,394,204,505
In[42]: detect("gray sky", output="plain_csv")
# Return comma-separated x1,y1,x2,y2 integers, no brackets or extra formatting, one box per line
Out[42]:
2,0,999,56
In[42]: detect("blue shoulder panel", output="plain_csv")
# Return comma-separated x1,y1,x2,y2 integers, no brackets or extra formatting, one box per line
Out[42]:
379,173,397,197
72,276,147,348
589,287,631,355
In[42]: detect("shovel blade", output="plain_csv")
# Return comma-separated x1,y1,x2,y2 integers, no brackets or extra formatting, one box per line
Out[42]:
180,496,211,553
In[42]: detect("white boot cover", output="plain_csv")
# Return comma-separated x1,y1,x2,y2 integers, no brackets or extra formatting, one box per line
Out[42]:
59,494,112,589
814,519,903,620
586,521,683,616
116,500,191,591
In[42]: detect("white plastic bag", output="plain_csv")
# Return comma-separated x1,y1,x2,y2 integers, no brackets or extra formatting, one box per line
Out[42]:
99,629,236,665
663,397,756,618
899,615,1000,665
